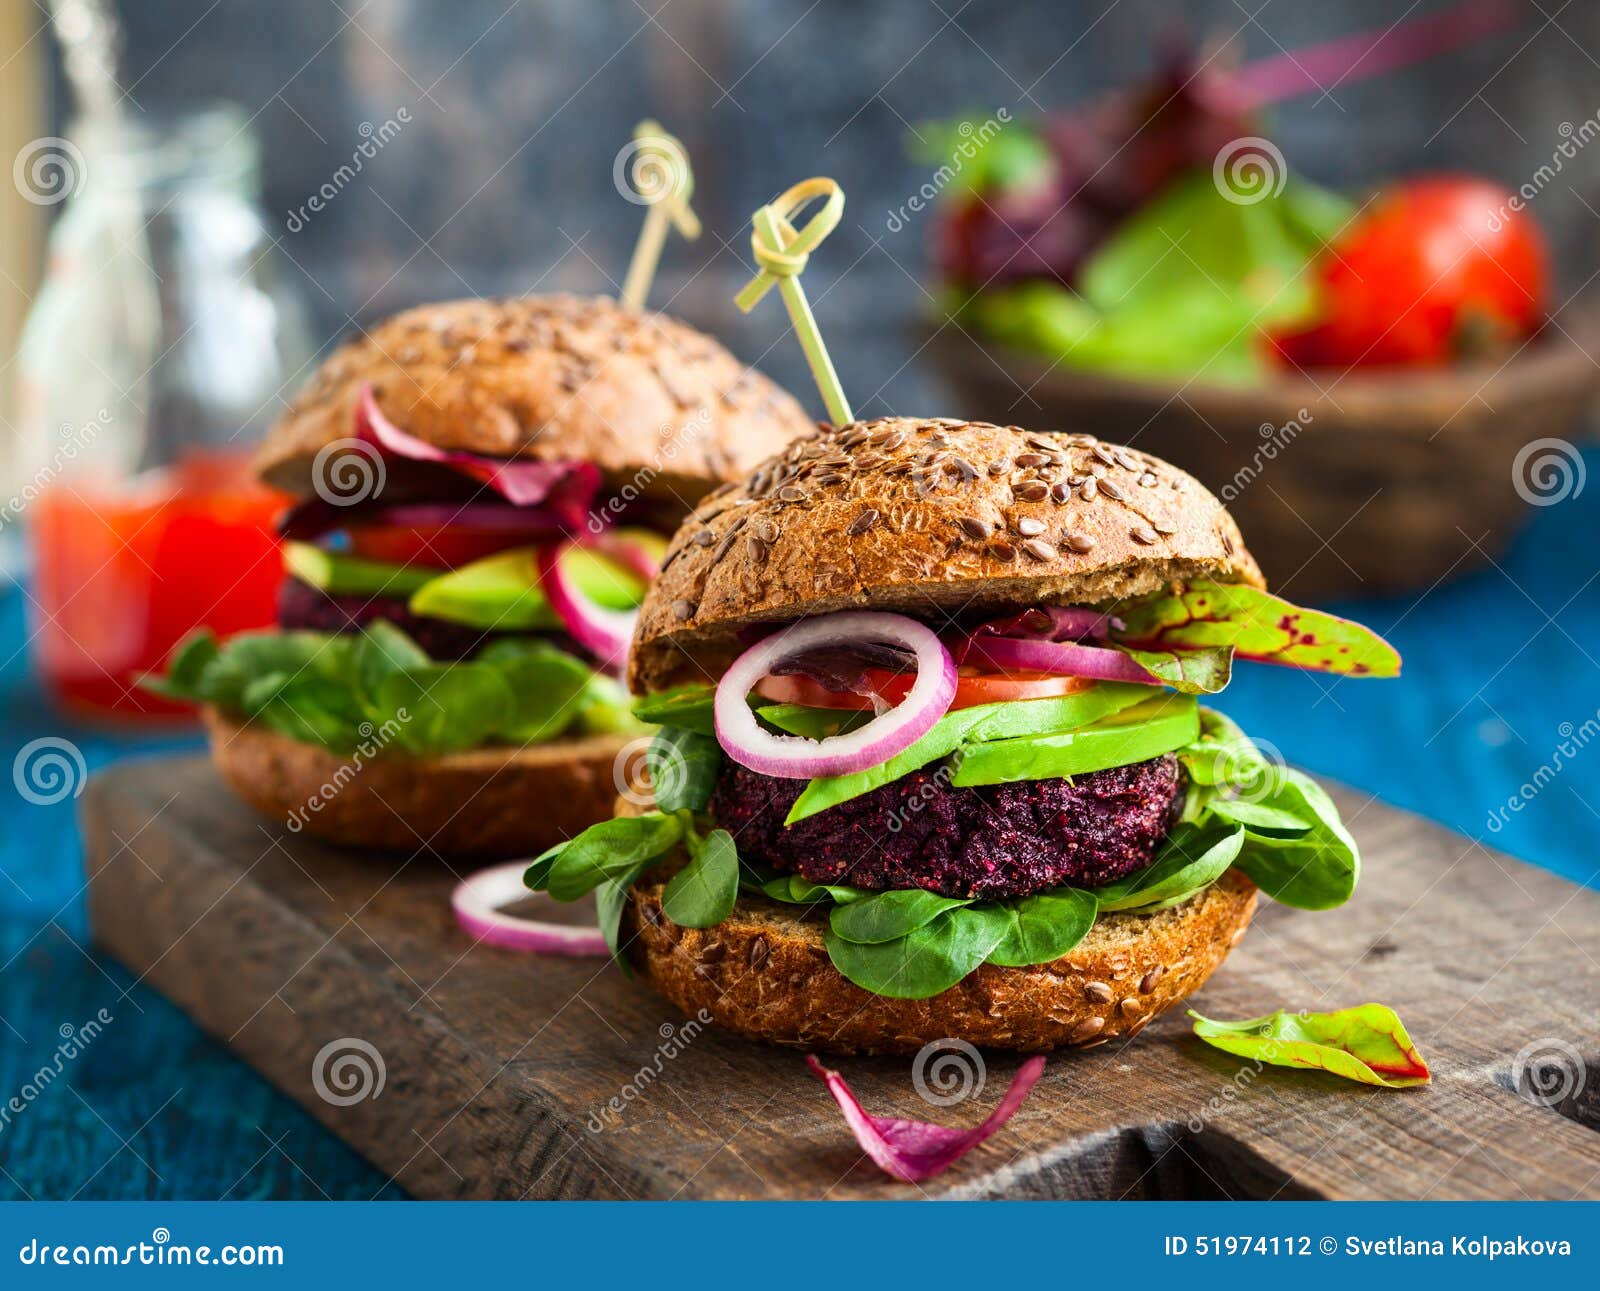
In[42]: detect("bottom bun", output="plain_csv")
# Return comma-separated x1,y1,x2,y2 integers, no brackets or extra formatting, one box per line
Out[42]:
205,709,631,859
624,871,1257,1054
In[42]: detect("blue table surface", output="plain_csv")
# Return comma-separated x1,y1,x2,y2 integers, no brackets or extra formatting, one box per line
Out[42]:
1,452,1596,1200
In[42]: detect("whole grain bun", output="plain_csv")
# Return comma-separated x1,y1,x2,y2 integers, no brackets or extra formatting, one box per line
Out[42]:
623,868,1257,1055
630,417,1264,691
255,295,814,505
205,709,629,858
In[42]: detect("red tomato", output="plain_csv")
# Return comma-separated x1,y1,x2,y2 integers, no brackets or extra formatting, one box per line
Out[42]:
1276,175,1549,369
754,667,1091,712
348,524,533,570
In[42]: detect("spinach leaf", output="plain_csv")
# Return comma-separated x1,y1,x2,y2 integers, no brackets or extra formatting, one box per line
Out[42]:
543,813,684,901
1226,767,1359,910
662,828,740,928
485,645,593,744
595,856,658,969
1190,1005,1430,1088
761,874,867,905
573,673,646,736
196,631,358,711
646,726,722,813
1114,580,1400,679
374,664,516,757
137,629,220,700
786,684,1151,823
249,674,372,751
984,889,1098,967
632,683,717,734
353,620,431,711
1095,824,1243,913
758,704,874,739
827,889,973,945
824,904,1010,1000
1207,799,1312,833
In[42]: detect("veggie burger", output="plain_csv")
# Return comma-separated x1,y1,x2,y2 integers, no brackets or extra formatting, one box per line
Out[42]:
530,416,1399,1053
148,295,813,857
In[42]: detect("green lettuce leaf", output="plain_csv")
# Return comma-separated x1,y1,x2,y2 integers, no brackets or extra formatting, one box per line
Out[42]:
1189,1005,1430,1088
1115,581,1400,678
1113,643,1233,694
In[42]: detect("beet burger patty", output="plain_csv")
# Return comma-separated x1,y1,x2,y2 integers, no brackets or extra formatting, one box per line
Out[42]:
712,755,1184,898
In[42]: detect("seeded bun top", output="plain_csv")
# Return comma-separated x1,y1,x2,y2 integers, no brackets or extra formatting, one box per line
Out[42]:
628,417,1263,692
255,295,815,505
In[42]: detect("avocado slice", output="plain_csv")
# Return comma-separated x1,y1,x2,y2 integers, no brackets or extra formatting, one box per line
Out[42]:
283,542,436,599
947,693,1200,787
408,543,649,631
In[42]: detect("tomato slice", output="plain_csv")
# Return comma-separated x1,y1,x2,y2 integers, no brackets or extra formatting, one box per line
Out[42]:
753,666,1091,712
348,524,536,570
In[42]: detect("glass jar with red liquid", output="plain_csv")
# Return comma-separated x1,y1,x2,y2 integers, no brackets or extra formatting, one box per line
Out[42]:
11,106,311,722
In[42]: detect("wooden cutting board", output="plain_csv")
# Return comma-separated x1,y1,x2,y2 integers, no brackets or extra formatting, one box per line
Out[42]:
81,756,1600,1200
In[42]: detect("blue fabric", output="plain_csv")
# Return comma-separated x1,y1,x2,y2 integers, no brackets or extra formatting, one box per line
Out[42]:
0,451,1595,1199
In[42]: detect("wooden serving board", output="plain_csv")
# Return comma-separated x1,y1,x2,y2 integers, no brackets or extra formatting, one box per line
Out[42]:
82,756,1600,1200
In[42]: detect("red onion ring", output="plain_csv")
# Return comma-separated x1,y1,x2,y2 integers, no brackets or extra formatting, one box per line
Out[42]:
715,612,957,779
971,605,1121,643
277,496,575,543
452,860,606,956
963,634,1159,684
356,383,601,507
535,539,643,671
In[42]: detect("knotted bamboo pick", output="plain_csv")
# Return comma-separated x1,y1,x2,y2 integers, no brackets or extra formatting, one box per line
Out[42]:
618,120,701,310
734,177,852,427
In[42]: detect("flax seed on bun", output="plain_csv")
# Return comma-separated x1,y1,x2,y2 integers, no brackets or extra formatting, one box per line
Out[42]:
205,710,628,859
621,847,1257,1055
255,294,814,504
629,417,1263,692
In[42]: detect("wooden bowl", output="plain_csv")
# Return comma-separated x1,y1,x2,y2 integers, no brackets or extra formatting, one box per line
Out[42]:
923,302,1600,600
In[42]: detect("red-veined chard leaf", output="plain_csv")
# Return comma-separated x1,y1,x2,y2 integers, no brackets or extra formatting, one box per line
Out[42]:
1189,1004,1430,1087
1115,581,1400,678
1113,642,1233,694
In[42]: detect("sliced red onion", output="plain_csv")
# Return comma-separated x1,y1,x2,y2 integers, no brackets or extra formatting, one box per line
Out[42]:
971,605,1121,643
715,612,958,779
806,1054,1046,1183
277,496,574,543
356,383,601,508
535,539,641,671
963,634,1159,684
452,860,606,956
